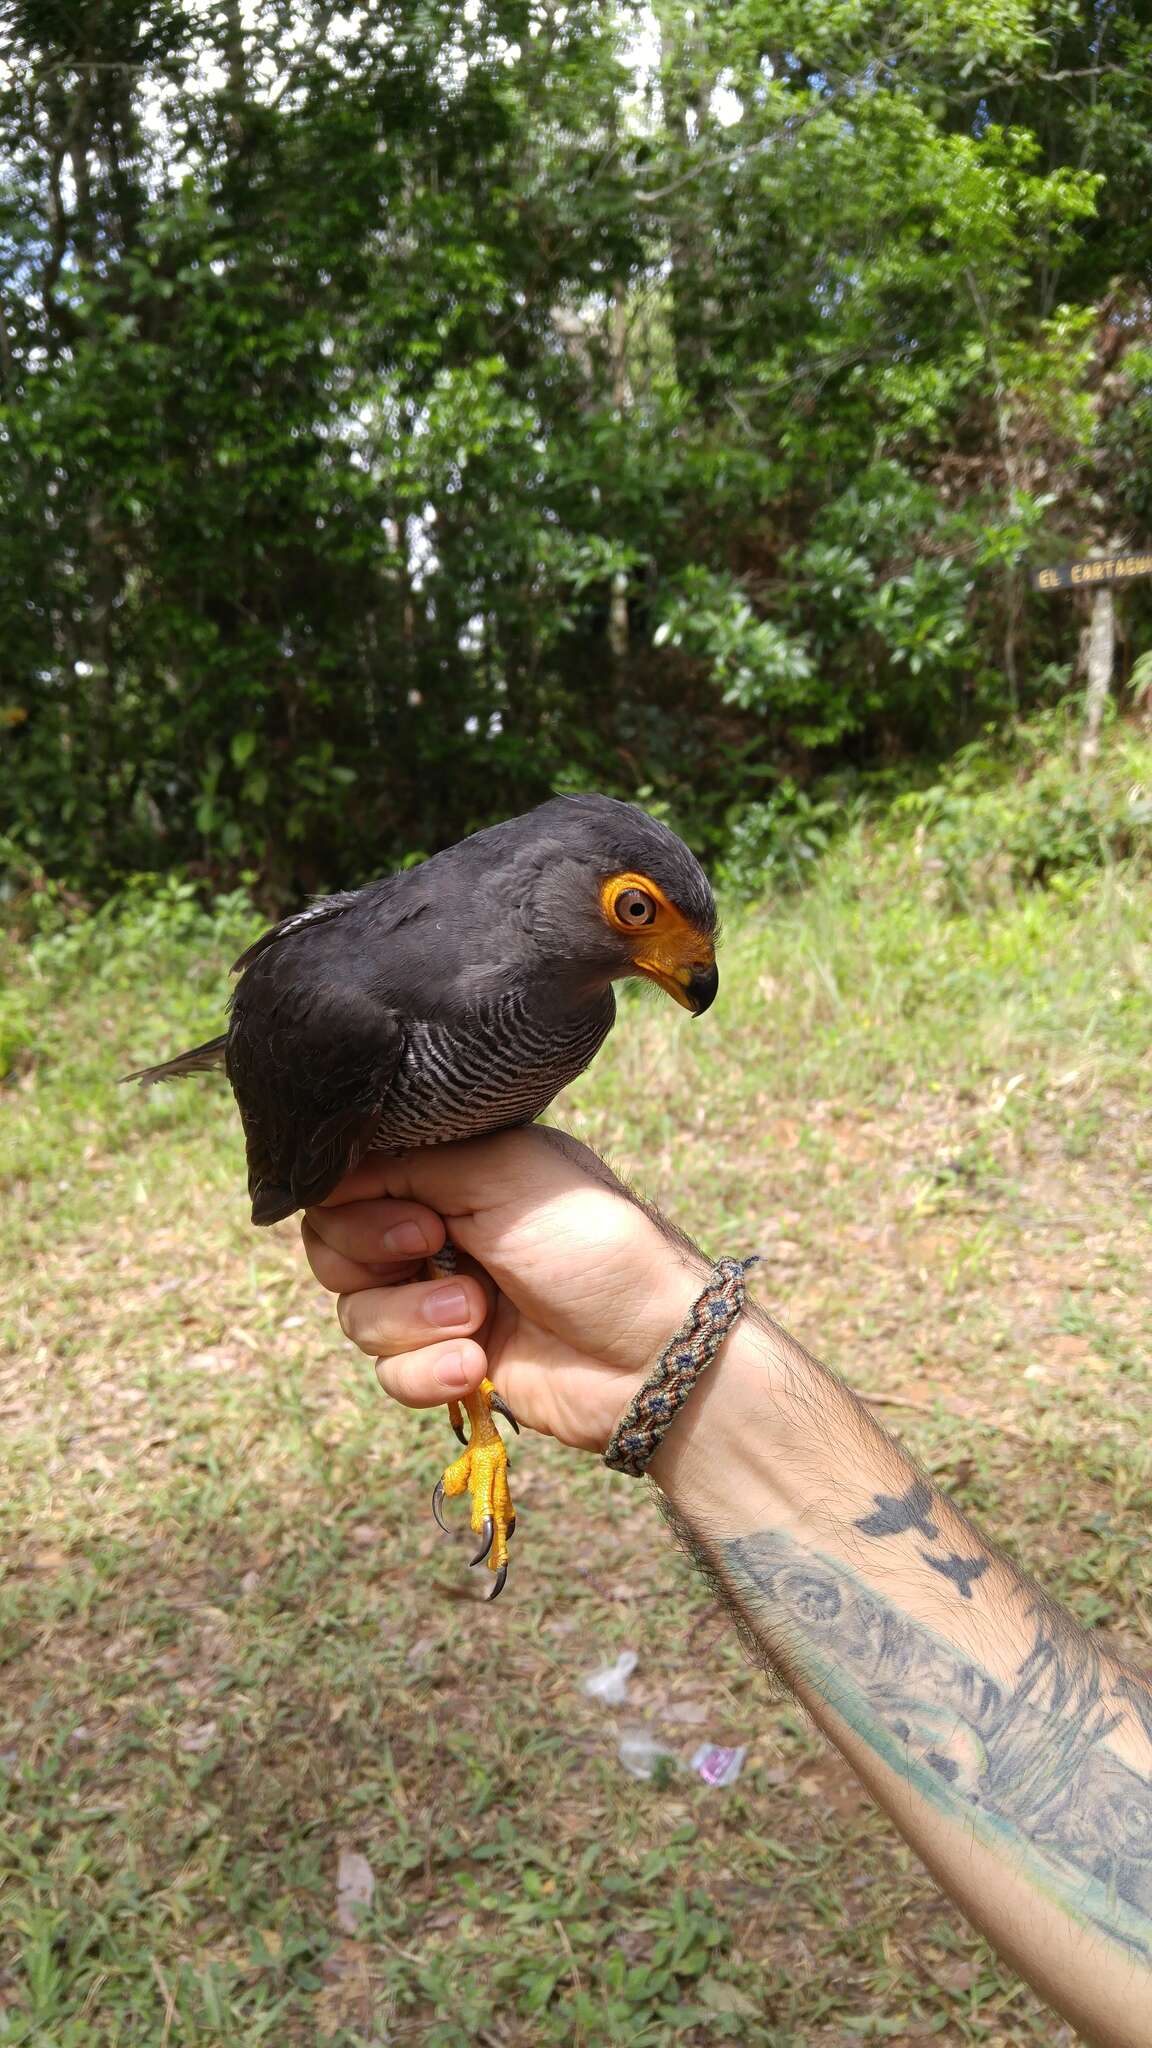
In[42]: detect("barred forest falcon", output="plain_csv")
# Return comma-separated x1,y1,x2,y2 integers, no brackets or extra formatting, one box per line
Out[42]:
125,794,718,1595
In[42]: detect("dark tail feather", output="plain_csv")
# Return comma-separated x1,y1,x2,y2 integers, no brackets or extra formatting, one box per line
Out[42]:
250,1182,296,1226
121,1034,228,1086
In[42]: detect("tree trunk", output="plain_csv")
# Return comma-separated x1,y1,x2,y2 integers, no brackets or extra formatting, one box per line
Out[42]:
608,283,631,665
1079,585,1116,770
658,9,717,410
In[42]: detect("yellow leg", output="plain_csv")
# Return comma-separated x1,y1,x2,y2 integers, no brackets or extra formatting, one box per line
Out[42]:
433,1378,517,1597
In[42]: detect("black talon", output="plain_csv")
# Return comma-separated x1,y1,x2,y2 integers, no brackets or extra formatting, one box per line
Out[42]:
488,1565,508,1600
506,1515,516,1539
489,1390,520,1435
470,1516,494,1567
432,1479,450,1533
450,1416,468,1447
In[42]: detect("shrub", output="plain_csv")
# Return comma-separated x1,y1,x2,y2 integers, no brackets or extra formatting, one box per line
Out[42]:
894,717,1152,905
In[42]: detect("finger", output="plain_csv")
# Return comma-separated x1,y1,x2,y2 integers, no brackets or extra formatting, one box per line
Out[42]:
373,1339,489,1410
316,1129,582,1220
302,1197,446,1270
337,1273,490,1357
301,1218,427,1297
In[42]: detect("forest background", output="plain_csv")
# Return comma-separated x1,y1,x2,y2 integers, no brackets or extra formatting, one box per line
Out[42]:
3,0,1152,903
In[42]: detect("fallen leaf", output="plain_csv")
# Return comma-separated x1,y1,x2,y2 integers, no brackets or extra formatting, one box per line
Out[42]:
335,1849,374,1935
177,1720,218,1754
697,1975,760,2018
765,1239,803,1265
936,1958,980,1994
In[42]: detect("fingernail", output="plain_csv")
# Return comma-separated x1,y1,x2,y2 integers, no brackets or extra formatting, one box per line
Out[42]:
424,1284,469,1328
434,1348,470,1390
382,1221,428,1256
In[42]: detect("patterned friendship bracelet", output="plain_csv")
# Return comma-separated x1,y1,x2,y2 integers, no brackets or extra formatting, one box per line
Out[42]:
603,1255,760,1477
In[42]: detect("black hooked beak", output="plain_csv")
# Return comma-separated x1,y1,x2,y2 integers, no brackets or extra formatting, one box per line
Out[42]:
686,960,719,1016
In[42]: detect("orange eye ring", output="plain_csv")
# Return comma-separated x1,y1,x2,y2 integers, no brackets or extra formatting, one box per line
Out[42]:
612,885,657,929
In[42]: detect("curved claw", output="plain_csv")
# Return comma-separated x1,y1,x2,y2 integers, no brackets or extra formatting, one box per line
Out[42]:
488,1564,508,1600
431,1478,450,1533
470,1516,494,1567
506,1514,516,1539
488,1390,520,1436
450,1416,468,1447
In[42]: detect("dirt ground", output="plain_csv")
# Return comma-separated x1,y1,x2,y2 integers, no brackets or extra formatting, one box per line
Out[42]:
2,884,1150,2043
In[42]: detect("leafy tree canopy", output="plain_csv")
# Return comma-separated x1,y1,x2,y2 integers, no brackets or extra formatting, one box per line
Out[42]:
1,0,1150,893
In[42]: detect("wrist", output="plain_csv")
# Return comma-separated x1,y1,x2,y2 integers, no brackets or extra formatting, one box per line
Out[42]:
599,1233,711,1398
646,1306,877,1541
605,1253,758,1477
646,1311,783,1517
648,1307,931,1565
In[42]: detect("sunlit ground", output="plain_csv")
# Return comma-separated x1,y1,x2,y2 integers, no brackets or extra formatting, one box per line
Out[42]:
2,834,1149,2044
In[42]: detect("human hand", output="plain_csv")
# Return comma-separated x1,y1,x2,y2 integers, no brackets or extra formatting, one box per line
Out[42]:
301,1127,708,1453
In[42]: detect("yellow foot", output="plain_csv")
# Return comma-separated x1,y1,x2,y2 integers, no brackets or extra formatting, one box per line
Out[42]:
432,1379,518,1599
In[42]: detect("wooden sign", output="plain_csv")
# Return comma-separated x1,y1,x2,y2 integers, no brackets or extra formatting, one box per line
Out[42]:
1032,551,1152,592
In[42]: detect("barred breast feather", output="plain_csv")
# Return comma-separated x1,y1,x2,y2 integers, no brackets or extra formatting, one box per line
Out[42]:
372,988,616,1153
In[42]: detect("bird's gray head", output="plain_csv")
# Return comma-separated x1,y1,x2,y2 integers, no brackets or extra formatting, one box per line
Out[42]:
511,793,718,1015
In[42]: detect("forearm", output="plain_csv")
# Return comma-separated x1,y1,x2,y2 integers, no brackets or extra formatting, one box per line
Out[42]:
650,1310,1152,2048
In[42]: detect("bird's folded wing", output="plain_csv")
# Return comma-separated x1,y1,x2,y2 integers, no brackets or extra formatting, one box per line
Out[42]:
229,890,365,976
227,979,405,1225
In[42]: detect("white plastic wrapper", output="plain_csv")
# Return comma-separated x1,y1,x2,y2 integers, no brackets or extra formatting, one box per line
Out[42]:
617,1730,682,1780
581,1649,639,1706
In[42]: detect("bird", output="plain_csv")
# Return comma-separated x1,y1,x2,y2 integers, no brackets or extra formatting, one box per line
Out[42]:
124,793,718,1596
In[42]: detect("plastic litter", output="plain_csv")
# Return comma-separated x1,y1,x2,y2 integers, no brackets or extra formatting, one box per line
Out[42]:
689,1742,747,1788
615,1731,748,1785
581,1649,638,1706
582,1650,747,1787
617,1730,682,1780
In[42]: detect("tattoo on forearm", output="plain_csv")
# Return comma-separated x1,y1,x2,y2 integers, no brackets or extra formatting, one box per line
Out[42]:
856,1481,940,1541
1115,1669,1152,1749
723,1527,1152,1962
920,1551,989,1600
857,1484,988,1605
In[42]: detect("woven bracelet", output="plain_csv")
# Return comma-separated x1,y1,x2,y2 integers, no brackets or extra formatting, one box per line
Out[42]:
603,1255,759,1478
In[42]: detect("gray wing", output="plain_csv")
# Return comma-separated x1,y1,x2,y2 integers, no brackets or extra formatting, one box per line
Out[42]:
227,975,405,1225
226,891,409,1225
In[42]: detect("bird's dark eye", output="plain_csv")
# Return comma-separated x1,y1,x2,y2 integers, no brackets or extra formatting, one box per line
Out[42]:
614,887,657,928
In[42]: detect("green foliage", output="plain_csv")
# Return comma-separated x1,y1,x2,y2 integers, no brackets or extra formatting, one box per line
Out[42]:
25,873,260,993
778,468,988,747
2,1,1152,896
716,783,846,899
895,718,1152,903
0,986,36,1084
654,570,815,717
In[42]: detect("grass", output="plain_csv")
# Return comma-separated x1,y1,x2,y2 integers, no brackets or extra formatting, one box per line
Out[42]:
1,757,1151,2044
